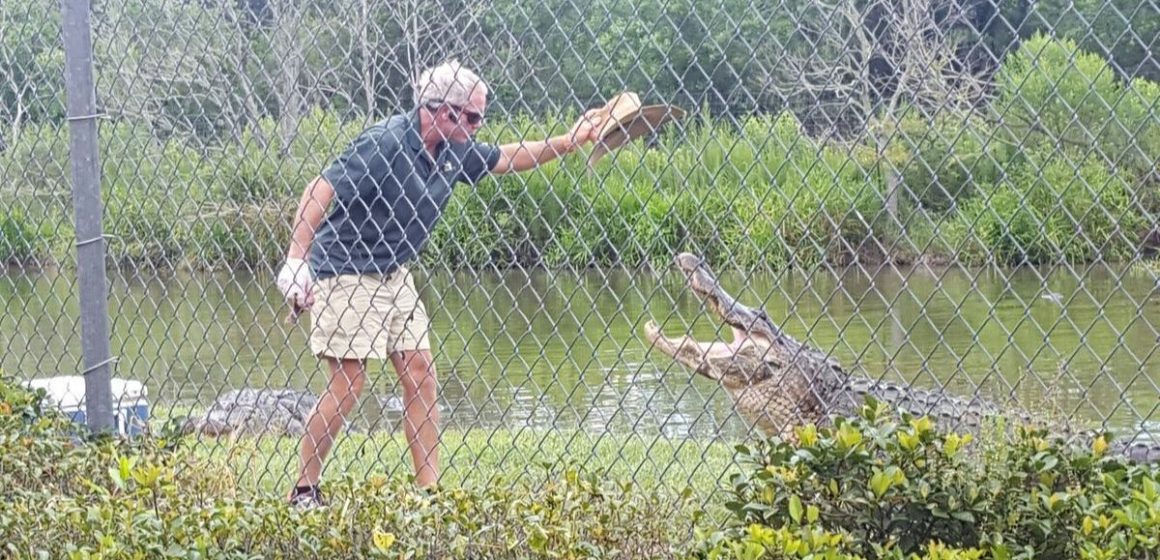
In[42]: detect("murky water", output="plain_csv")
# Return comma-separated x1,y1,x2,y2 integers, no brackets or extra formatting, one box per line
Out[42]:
3,262,1160,440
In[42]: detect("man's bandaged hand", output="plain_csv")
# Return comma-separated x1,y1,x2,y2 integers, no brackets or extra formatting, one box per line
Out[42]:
276,257,314,309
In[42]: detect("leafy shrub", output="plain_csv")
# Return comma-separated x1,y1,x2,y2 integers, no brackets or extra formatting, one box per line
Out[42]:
694,524,988,559
0,121,72,197
4,38,1158,273
692,399,1160,559
994,34,1158,178
4,466,689,559
0,372,695,559
0,207,49,263
955,150,1144,265
887,111,1009,213
209,107,364,205
179,200,292,269
423,110,884,271
5,371,1160,558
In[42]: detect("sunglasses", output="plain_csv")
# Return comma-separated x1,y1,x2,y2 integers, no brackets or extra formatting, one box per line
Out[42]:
426,100,484,126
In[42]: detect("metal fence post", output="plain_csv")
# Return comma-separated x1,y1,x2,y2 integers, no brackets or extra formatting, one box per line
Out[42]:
60,0,114,434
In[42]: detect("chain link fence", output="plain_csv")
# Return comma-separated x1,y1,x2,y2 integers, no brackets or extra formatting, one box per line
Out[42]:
2,0,1159,509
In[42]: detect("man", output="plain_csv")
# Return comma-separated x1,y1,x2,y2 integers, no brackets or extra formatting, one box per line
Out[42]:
275,60,605,508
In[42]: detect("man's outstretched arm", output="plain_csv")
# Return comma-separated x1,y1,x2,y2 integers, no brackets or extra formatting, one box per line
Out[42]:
490,108,605,174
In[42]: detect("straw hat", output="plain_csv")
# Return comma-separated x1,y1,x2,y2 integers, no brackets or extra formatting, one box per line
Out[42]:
587,91,685,166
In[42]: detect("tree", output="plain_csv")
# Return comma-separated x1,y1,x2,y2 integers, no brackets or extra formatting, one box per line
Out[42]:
93,0,256,142
0,0,65,145
1024,0,1160,81
756,0,993,227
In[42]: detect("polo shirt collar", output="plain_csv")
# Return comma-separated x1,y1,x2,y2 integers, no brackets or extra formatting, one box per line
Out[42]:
403,108,424,153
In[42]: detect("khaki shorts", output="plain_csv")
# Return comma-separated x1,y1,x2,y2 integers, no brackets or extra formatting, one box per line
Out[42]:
309,268,432,360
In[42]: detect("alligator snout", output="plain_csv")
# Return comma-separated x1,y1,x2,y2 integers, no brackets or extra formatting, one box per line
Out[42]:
673,252,718,296
673,252,703,272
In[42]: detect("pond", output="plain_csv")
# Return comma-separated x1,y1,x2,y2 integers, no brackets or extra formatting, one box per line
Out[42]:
3,261,1159,441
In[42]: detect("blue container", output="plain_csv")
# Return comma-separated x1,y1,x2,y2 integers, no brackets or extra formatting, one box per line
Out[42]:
26,376,150,437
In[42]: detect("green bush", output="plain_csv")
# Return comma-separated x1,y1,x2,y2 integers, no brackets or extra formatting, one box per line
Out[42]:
5,33,1159,273
0,121,72,195
4,467,689,559
1130,76,1160,212
0,207,48,263
179,201,291,269
693,525,988,559
955,150,1144,265
5,371,1160,558
994,34,1159,178
422,109,882,271
0,372,695,559
92,122,210,265
209,107,364,205
692,399,1160,559
886,111,1009,213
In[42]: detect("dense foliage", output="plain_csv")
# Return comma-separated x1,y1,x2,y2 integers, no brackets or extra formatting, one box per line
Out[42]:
5,371,1160,558
2,0,1156,132
1,0,1158,272
0,372,696,559
693,400,1160,559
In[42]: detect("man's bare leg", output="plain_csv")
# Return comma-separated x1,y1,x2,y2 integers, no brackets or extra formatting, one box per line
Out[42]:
292,357,367,493
391,350,440,488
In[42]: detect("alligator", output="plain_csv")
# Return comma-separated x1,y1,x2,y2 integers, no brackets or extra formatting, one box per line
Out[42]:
181,388,318,437
643,252,1160,464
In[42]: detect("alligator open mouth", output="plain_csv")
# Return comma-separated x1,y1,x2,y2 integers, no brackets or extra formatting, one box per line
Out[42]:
643,252,783,379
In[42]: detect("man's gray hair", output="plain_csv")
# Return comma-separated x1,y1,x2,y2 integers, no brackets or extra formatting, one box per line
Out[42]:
415,60,488,107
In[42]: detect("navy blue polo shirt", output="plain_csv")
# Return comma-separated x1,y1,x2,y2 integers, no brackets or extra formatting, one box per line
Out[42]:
309,110,501,279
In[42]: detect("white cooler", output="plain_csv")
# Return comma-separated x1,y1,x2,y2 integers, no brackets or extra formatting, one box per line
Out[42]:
26,376,150,437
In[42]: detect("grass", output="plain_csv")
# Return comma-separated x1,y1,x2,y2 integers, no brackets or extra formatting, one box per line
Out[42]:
183,427,738,493
144,396,745,526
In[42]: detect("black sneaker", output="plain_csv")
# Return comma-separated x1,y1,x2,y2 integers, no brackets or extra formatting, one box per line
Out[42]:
289,485,325,510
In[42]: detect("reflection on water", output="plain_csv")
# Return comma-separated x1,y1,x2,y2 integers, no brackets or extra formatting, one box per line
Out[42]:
3,261,1160,440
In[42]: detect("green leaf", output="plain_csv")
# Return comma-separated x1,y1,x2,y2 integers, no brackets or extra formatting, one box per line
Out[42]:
806,504,819,523
788,495,803,523
118,456,133,483
372,529,396,552
869,471,891,498
897,431,920,452
108,467,125,491
740,541,766,560
951,510,976,523
528,525,548,552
